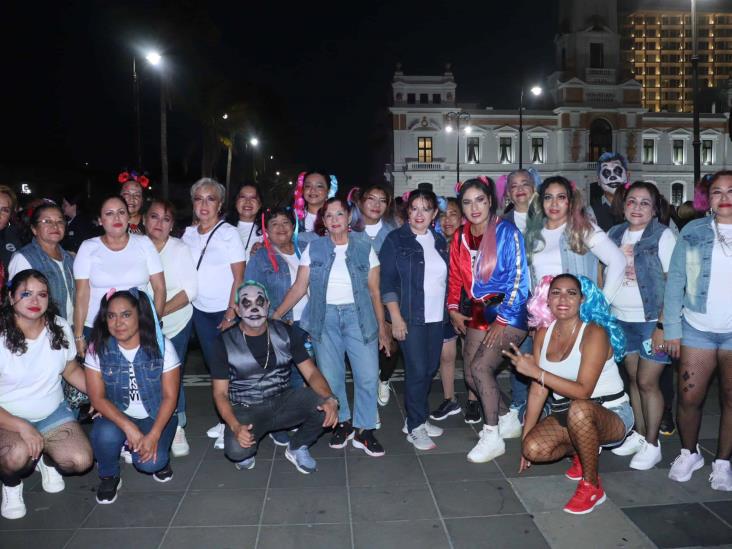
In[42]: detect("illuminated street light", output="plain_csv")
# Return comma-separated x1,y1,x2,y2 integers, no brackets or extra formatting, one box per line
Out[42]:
445,125,454,133
519,84,543,169
222,113,229,120
250,137,259,147
530,86,543,97
464,125,472,134
276,171,280,176
145,51,162,66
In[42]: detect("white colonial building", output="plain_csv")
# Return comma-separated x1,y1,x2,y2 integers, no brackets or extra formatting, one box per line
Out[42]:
386,0,732,205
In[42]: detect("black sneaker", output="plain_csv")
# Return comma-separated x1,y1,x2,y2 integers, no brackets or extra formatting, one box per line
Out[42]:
430,398,462,421
464,400,482,424
329,421,354,449
660,408,676,436
96,476,122,504
153,463,174,483
352,429,385,457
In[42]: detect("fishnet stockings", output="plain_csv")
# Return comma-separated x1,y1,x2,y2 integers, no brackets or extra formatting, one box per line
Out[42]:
677,347,718,454
463,327,526,426
0,421,92,486
523,400,626,486
625,354,666,445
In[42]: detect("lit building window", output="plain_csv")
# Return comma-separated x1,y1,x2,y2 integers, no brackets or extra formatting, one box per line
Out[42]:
417,137,433,163
672,139,684,165
643,139,655,164
702,139,713,165
672,182,684,206
467,137,479,164
531,138,545,164
499,137,512,164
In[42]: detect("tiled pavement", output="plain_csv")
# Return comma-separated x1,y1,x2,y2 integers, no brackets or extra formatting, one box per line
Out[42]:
1,352,731,549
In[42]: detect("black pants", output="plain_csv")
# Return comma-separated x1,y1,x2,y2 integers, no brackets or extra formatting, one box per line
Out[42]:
224,387,324,462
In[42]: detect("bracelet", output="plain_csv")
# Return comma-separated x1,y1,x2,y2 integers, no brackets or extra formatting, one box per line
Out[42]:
539,370,545,388
74,335,85,342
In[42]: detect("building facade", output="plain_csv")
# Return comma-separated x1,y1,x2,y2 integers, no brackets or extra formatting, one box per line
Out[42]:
386,0,732,204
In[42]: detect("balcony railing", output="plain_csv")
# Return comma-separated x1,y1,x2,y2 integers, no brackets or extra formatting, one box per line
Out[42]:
407,161,445,170
585,68,616,84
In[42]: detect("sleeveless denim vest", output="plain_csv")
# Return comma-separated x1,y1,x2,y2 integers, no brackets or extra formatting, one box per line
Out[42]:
529,231,599,289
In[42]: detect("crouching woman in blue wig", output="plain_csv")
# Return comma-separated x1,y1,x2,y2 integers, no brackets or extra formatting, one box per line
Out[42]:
85,288,180,505
503,274,632,515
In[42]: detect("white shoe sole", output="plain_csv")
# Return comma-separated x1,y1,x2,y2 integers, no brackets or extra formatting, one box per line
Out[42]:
235,459,256,471
563,492,606,515
1,506,26,519
430,407,462,421
406,435,436,451
153,470,174,483
669,458,705,482
284,449,316,474
467,444,505,463
96,478,122,505
206,425,223,439
629,454,662,471
401,424,443,437
352,438,385,457
611,445,642,457
329,431,355,449
171,444,190,458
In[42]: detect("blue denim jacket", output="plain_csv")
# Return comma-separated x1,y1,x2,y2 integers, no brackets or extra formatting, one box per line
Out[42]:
18,239,75,319
379,223,448,325
529,231,599,289
245,242,307,322
663,217,714,340
98,338,164,419
366,221,397,254
300,233,378,343
608,218,668,321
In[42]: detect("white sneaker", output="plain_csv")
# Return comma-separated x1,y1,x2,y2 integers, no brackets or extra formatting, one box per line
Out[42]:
213,432,225,450
377,381,391,406
120,446,133,464
1,482,26,520
375,411,381,430
36,456,65,493
629,439,662,470
207,422,224,439
171,426,190,457
668,446,705,482
402,420,443,437
406,424,436,451
709,459,732,491
498,409,522,439
610,430,644,456
467,425,505,463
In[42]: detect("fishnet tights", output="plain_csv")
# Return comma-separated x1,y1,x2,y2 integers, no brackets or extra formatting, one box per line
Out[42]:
463,327,526,426
0,421,93,486
624,354,666,445
678,347,732,460
523,400,626,486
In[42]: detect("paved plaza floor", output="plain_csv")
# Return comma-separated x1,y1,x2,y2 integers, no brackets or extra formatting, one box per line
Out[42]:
1,349,731,549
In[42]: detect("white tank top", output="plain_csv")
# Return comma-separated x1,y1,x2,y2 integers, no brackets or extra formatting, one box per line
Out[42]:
539,321,628,406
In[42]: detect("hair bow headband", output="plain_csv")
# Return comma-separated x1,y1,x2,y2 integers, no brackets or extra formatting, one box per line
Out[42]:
328,175,339,199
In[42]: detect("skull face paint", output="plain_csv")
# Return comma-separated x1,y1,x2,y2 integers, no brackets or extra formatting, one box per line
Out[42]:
598,159,628,195
236,284,270,329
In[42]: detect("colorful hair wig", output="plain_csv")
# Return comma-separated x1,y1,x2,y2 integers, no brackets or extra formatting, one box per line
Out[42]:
527,275,556,329
458,177,499,283
693,174,712,211
328,175,339,199
261,212,280,270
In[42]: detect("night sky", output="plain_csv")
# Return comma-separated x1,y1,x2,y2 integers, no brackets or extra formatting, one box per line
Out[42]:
1,0,557,200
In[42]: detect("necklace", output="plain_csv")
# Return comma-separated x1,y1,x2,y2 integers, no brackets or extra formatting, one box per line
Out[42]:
552,319,581,361
262,326,271,369
714,218,732,257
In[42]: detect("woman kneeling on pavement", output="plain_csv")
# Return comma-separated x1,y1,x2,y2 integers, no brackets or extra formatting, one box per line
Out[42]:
503,274,633,514
85,289,180,504
0,270,92,520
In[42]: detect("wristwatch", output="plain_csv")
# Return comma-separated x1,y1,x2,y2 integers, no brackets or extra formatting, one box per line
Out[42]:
324,395,340,409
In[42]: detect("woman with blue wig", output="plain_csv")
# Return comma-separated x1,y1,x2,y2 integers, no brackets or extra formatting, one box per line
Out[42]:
503,274,633,515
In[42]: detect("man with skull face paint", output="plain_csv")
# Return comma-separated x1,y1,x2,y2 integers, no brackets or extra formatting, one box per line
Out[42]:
209,281,339,473
590,152,629,232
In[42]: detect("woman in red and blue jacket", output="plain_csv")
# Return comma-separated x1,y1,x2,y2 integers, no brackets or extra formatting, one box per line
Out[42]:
447,177,530,464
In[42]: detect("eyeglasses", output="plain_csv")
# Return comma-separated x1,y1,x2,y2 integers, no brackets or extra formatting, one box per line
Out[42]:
0,207,11,215
38,219,66,226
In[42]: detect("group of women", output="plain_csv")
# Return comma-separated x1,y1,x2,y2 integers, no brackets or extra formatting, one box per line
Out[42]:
0,167,731,519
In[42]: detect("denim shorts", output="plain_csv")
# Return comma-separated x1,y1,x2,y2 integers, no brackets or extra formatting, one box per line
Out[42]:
617,320,671,364
603,400,635,448
30,400,77,435
681,318,732,351
443,320,458,343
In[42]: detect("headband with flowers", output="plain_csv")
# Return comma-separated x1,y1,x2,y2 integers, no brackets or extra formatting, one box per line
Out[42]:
118,170,150,189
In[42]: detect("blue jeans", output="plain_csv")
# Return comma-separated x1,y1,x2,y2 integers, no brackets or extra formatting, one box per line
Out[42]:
401,322,443,432
169,319,193,427
91,414,178,478
312,304,378,429
192,307,226,369
510,335,533,410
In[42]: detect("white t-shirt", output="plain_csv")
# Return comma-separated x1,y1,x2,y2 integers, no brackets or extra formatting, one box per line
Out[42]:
304,211,317,232
279,250,308,322
73,235,163,327
684,222,732,333
182,222,246,312
416,231,447,323
85,337,180,419
237,221,264,262
513,211,528,234
612,227,676,322
149,237,198,339
300,242,380,305
9,253,74,322
364,220,383,239
532,224,565,283
0,317,76,422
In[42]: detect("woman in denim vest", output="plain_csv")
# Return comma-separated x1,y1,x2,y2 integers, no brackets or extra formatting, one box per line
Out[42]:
273,198,390,457
607,182,676,470
9,202,75,323
380,189,448,450
524,176,626,303
664,170,732,491
85,290,181,504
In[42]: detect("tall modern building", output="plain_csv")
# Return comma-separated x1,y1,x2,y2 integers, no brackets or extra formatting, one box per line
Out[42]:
621,2,732,113
386,0,731,204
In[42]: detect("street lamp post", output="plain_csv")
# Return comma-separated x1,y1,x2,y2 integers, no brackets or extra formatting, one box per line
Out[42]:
132,58,142,171
445,111,471,184
691,0,701,185
143,51,169,199
519,86,543,170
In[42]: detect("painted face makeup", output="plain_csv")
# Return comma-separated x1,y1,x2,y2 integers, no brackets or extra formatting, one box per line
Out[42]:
237,285,270,330
599,159,627,195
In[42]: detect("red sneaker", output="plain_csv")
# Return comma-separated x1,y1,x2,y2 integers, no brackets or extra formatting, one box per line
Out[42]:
563,478,606,514
565,454,583,481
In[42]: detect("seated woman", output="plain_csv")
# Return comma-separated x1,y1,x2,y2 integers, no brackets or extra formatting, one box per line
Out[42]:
0,270,92,520
85,289,180,505
503,274,633,515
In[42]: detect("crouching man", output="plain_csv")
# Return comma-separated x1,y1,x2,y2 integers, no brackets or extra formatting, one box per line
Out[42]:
211,281,338,474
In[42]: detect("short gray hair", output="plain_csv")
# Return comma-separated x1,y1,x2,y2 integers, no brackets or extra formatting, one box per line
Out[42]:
190,178,226,204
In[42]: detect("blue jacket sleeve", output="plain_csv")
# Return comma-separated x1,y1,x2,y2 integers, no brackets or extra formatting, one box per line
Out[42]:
496,224,530,325
378,233,400,304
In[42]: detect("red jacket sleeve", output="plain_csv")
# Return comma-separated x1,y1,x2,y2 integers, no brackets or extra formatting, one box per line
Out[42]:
447,229,463,311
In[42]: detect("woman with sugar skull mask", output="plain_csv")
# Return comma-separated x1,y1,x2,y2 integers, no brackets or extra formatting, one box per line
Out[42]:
589,152,630,232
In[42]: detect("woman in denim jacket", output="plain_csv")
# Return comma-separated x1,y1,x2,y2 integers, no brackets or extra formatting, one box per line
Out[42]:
607,182,676,470
663,170,732,491
273,198,390,457
380,189,448,450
